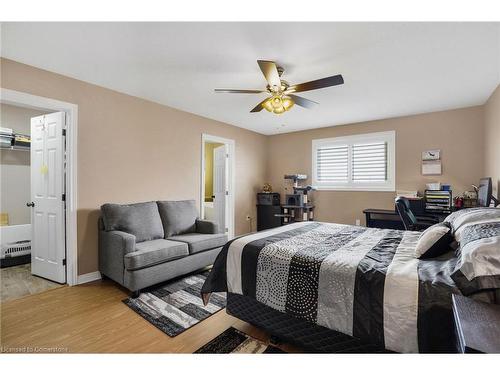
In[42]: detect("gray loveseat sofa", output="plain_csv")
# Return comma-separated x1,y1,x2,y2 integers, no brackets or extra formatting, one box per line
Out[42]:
98,200,227,296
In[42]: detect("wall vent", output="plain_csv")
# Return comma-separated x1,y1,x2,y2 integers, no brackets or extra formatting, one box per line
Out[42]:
1,241,31,259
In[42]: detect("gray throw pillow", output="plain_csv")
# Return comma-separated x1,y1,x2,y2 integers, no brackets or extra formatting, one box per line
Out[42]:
157,200,199,237
101,201,164,242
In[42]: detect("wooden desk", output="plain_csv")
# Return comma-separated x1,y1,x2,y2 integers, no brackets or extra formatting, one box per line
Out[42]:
363,208,448,230
452,294,500,353
363,209,403,229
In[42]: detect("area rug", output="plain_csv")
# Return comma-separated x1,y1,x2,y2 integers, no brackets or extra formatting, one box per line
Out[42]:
123,270,226,337
195,327,286,353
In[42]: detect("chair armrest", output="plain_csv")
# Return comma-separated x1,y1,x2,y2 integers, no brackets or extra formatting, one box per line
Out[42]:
196,219,219,234
98,230,136,283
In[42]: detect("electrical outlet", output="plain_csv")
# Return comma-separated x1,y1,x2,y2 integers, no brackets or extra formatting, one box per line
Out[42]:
355,219,361,226
246,215,251,221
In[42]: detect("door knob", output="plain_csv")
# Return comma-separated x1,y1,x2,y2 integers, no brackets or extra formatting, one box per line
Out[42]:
26,202,35,207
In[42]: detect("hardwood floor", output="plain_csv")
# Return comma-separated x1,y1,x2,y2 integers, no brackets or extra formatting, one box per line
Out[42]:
0,279,300,353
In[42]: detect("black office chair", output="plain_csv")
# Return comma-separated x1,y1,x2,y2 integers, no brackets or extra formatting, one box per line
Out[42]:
395,196,438,231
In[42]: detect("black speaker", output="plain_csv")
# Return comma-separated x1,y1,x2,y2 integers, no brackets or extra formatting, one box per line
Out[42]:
257,193,280,206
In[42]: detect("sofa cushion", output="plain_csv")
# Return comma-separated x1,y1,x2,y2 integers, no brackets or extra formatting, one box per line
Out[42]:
157,200,199,237
124,239,189,271
101,201,164,243
168,233,228,254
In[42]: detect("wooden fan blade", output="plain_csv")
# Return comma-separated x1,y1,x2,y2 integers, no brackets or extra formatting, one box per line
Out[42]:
214,89,266,93
288,74,344,93
257,60,281,89
289,94,318,109
250,98,270,113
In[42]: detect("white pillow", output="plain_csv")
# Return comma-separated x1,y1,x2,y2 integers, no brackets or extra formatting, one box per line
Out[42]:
414,222,453,259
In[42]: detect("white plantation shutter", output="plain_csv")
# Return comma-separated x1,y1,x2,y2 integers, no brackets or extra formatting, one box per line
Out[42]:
312,131,395,191
352,142,387,182
316,145,349,183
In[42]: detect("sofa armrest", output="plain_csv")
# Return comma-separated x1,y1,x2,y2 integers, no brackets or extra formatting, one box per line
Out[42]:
98,230,136,284
196,219,219,234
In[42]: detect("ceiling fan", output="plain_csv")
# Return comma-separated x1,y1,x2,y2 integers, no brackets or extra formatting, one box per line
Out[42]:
214,60,344,115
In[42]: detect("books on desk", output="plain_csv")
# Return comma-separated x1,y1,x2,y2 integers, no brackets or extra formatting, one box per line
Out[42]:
424,190,452,213
396,190,419,199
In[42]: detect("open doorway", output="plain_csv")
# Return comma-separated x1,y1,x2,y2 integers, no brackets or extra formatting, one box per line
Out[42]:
200,134,235,239
0,103,68,302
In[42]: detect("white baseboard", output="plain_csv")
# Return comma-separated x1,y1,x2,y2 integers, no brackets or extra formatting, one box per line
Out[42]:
77,271,102,285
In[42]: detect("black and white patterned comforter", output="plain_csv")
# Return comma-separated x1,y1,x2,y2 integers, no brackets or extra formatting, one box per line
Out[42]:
202,222,461,353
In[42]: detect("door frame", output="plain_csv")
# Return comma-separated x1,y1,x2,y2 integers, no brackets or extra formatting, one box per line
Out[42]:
200,134,235,239
1,88,78,286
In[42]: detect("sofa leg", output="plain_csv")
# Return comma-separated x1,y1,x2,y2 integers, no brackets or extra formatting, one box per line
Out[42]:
131,290,141,298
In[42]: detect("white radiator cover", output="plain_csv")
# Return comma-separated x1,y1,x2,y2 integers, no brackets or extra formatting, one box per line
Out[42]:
0,224,31,259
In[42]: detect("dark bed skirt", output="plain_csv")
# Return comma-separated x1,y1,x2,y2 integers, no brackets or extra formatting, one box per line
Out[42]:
226,293,389,353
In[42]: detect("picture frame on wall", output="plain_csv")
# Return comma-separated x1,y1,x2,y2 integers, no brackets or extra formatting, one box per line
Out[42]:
422,150,440,161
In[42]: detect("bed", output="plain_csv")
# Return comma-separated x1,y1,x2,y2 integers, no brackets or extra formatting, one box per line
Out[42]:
201,220,470,353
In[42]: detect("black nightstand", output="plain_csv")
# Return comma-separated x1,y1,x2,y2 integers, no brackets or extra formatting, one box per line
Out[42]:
452,294,500,353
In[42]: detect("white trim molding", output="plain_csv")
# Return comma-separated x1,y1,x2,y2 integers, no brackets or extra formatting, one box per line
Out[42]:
1,88,79,286
77,271,102,285
200,133,236,239
312,130,396,192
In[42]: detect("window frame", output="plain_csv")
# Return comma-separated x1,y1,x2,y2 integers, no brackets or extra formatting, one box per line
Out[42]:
312,130,396,192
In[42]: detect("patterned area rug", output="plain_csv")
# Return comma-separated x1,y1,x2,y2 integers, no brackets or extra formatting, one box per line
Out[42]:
123,270,226,337
195,327,286,353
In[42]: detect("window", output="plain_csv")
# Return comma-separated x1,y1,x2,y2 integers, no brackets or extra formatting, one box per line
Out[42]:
312,131,395,191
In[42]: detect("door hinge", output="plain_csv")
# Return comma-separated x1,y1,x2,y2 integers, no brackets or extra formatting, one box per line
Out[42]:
226,153,229,158
62,129,66,136
62,193,66,201
225,191,229,195
62,259,66,266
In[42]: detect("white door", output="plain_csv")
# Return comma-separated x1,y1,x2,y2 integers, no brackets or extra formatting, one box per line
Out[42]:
213,144,228,234
30,112,66,283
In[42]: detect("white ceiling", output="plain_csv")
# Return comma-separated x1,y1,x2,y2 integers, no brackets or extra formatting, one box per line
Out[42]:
1,22,499,135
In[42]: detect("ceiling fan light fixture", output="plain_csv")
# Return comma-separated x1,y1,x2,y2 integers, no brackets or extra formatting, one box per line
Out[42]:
282,96,294,111
273,106,285,114
262,98,274,112
271,96,283,109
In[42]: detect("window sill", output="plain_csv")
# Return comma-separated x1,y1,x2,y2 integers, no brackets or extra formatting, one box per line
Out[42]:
314,186,396,192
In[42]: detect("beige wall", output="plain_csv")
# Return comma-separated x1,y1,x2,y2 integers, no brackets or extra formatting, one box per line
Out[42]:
1,58,268,275
0,104,49,225
484,84,500,197
267,106,485,226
